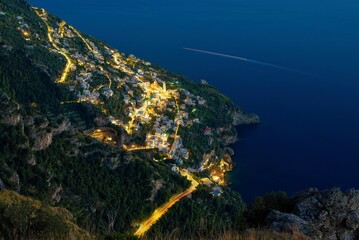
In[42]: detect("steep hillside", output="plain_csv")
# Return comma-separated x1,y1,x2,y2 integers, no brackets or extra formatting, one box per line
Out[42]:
0,0,259,238
0,190,93,240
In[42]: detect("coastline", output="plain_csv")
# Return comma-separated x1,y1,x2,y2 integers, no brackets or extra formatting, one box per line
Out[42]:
215,108,260,187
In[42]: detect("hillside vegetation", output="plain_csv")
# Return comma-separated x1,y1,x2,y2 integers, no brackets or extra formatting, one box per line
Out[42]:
0,190,93,240
0,0,263,239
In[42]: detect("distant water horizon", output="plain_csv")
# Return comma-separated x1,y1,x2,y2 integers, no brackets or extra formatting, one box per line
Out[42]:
30,0,359,202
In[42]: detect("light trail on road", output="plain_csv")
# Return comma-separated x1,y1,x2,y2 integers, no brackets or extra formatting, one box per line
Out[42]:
34,9,73,84
123,145,155,151
70,26,94,52
134,169,199,237
183,47,306,74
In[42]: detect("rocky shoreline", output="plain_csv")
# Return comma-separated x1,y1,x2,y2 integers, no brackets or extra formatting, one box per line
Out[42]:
210,106,260,185
218,106,260,146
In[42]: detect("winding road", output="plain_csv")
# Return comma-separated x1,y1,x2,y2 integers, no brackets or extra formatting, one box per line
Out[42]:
33,9,201,237
34,8,73,84
134,169,199,237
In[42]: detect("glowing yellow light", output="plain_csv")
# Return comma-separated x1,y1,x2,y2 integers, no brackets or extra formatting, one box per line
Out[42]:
70,26,93,52
35,9,72,84
134,170,198,237
22,31,30,37
212,176,220,182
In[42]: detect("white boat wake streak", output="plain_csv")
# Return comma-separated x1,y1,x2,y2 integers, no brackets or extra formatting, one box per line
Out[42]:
183,47,307,75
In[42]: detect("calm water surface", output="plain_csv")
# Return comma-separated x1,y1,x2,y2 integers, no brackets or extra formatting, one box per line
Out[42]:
30,0,359,202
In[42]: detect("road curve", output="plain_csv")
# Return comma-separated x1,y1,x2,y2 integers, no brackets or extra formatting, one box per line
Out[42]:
134,170,199,237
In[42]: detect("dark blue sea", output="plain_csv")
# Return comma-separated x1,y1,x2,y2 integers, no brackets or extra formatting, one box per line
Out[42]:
29,0,359,202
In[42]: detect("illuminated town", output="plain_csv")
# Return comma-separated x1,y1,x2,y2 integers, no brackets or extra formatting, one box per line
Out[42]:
4,1,356,239
20,8,234,236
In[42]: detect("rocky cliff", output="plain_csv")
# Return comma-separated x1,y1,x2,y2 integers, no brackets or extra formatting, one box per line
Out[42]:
266,188,359,240
0,92,71,166
231,106,260,126
215,107,260,146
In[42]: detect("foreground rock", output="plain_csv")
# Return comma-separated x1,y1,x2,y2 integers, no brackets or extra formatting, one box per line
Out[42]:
266,188,359,240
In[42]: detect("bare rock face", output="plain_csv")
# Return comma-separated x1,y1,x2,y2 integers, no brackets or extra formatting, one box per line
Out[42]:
0,93,56,153
266,188,359,240
0,92,22,126
27,154,36,166
53,116,71,135
32,130,53,151
51,185,63,203
267,210,319,236
9,172,20,192
1,114,22,126
0,178,5,190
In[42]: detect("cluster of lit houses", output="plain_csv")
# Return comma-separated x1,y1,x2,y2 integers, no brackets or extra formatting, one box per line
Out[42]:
39,16,210,164
17,10,230,196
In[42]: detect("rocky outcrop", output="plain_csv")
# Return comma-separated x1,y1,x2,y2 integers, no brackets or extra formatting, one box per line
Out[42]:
52,116,71,135
8,172,20,192
267,210,320,237
1,114,22,126
1,93,69,153
0,178,5,190
27,154,36,166
266,188,359,240
217,126,238,145
32,130,53,151
51,185,63,203
0,92,22,126
231,107,260,126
